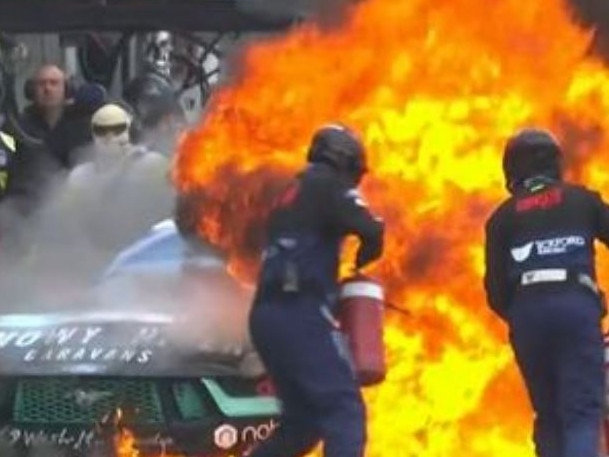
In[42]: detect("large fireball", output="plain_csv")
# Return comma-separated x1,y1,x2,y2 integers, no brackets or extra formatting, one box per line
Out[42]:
174,0,609,455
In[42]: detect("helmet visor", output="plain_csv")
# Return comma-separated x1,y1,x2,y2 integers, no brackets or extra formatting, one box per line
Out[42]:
92,123,129,137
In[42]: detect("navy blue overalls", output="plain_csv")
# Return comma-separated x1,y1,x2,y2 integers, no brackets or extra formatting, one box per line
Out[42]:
248,233,366,457
485,181,608,457
509,288,604,457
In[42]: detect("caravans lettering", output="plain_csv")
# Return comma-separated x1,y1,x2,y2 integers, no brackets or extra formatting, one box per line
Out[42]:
0,325,162,364
22,348,153,364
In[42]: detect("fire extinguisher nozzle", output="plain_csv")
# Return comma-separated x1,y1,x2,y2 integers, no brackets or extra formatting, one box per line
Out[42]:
385,302,411,317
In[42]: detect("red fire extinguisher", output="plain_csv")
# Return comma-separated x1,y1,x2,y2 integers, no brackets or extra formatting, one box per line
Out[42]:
338,274,387,387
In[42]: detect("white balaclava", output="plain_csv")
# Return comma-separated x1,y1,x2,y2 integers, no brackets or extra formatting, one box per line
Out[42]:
91,103,132,165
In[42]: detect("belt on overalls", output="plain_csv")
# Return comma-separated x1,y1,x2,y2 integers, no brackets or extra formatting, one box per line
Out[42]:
519,268,601,297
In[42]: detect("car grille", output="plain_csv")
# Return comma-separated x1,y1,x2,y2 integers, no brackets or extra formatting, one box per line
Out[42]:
14,378,164,424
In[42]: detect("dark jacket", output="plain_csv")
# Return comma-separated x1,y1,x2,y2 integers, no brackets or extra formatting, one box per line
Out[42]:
484,180,609,319
257,163,384,299
16,104,93,169
1,103,95,216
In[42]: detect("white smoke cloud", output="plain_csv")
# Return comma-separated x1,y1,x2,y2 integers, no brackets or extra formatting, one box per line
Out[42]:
0,129,263,379
0,142,172,309
93,226,263,376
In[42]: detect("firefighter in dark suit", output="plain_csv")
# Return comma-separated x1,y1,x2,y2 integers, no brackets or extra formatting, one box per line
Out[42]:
484,128,608,457
246,124,385,457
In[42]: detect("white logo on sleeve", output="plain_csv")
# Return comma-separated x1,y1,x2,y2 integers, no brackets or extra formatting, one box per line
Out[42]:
214,424,238,450
511,242,534,262
345,188,368,207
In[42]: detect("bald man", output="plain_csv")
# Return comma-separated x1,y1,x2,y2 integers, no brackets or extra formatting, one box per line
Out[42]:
16,64,75,166
29,64,68,129
2,64,100,218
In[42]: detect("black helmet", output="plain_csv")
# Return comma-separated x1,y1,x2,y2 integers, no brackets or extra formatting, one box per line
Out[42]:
502,128,562,193
123,71,182,129
307,124,367,183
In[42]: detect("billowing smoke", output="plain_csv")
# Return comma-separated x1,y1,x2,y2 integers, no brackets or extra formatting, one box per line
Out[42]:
0,118,264,377
94,236,263,376
567,0,609,28
566,0,609,62
0,144,173,311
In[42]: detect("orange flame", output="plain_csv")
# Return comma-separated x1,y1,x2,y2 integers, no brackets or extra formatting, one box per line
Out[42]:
105,408,182,457
113,422,185,457
174,0,609,456
115,428,139,457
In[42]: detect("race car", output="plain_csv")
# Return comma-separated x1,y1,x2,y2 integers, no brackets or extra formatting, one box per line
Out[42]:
0,220,280,457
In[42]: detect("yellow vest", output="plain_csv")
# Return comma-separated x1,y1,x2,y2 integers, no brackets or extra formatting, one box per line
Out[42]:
0,131,16,192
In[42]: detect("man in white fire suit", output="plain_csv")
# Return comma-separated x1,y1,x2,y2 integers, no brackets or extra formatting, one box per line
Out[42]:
59,102,173,255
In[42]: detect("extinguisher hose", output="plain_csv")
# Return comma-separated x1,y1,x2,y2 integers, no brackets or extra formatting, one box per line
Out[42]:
385,302,411,317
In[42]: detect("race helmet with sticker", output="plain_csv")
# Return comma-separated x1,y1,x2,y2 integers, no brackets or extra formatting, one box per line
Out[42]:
502,128,563,194
307,123,368,185
91,103,132,160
